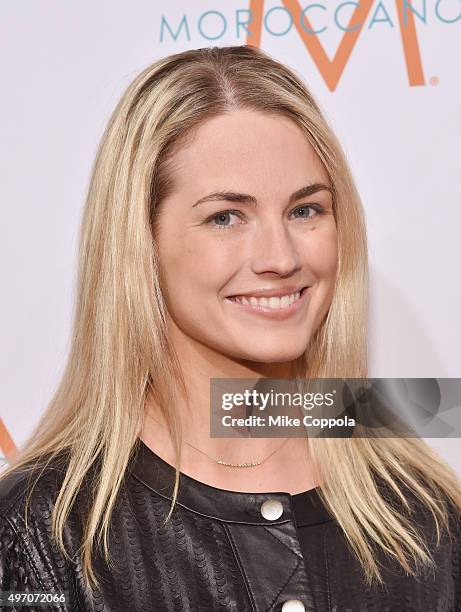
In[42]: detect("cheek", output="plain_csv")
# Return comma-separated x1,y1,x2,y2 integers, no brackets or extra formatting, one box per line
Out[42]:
306,226,338,279
158,234,231,305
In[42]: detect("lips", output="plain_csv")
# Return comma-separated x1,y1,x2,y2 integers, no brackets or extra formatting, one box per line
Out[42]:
227,285,309,300
228,289,305,310
225,286,310,315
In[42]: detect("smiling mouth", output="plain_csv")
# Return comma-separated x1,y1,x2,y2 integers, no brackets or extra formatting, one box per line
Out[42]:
226,287,309,311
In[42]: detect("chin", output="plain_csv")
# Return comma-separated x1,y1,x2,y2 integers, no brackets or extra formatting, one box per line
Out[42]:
236,344,308,365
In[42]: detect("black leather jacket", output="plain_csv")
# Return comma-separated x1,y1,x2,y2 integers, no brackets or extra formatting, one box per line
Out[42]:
0,439,459,611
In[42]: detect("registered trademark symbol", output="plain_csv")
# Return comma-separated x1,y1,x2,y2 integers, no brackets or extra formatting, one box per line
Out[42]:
430,76,439,86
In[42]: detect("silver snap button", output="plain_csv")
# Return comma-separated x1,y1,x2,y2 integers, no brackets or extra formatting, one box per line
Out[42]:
260,498,283,520
281,600,305,612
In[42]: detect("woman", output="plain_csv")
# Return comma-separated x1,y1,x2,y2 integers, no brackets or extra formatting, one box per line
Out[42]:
0,45,460,612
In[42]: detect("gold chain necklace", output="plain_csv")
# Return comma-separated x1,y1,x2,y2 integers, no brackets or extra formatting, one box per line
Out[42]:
147,414,291,468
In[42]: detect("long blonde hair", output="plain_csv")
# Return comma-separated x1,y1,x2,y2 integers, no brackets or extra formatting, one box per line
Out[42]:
2,45,460,591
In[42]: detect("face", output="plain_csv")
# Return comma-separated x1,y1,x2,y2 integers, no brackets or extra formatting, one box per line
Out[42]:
155,109,338,365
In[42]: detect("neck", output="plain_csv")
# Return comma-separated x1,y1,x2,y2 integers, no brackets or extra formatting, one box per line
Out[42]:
142,318,298,461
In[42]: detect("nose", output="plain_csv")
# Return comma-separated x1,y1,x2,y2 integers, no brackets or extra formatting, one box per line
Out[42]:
250,218,302,277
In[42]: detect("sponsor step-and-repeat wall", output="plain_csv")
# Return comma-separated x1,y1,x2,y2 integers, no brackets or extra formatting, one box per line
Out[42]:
1,1,460,470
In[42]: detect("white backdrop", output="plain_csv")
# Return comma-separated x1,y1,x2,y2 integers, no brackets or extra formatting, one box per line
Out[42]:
1,1,460,470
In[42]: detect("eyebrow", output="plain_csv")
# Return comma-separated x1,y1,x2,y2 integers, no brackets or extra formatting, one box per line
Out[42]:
192,182,332,208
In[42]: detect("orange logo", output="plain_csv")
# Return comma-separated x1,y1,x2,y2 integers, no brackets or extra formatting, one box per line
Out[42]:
245,0,425,91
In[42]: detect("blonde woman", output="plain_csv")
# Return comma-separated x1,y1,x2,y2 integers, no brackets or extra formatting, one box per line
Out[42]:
1,45,460,612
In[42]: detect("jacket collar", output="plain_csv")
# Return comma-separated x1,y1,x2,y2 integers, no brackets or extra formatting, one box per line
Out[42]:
130,438,333,527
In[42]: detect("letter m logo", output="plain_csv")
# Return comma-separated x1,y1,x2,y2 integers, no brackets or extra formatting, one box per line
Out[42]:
246,0,425,91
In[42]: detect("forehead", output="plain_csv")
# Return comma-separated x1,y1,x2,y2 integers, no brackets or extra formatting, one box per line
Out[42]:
169,110,329,197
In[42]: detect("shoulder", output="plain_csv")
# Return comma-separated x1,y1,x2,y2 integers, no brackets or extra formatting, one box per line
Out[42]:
0,456,66,521
0,460,61,590
376,475,461,558
0,455,84,593
0,455,71,554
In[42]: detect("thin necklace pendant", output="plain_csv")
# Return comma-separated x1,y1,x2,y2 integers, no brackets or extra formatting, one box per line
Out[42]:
145,413,291,468
216,459,262,467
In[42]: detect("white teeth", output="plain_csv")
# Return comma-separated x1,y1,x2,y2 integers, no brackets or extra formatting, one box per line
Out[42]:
232,291,302,310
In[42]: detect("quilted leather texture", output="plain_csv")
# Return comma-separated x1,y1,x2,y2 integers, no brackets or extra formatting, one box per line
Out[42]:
0,438,459,612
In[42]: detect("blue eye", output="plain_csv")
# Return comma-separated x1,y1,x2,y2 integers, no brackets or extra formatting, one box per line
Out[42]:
293,205,317,219
206,211,243,228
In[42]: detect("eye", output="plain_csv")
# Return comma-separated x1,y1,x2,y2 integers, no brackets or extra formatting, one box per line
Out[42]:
291,204,326,220
205,210,243,229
